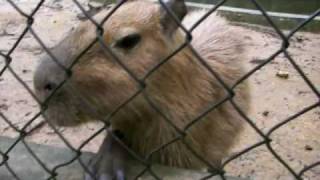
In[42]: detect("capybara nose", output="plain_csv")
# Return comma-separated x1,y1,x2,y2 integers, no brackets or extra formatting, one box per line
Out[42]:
33,56,67,101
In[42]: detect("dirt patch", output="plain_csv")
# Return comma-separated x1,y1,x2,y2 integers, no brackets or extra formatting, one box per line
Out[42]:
0,1,319,180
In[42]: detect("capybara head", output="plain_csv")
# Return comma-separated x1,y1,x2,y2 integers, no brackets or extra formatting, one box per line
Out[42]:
33,0,189,126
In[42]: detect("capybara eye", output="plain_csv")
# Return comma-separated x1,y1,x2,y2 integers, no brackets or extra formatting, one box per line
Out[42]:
115,34,141,50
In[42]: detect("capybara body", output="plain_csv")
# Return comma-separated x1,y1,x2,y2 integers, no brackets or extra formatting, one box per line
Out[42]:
34,0,250,170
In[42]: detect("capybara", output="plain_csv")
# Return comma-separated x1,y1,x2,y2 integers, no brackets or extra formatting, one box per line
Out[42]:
33,0,250,179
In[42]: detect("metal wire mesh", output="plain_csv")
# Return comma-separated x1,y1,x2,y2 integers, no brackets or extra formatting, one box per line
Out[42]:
0,0,319,179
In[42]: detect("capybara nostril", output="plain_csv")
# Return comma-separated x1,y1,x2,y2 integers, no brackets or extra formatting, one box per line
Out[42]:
43,82,57,92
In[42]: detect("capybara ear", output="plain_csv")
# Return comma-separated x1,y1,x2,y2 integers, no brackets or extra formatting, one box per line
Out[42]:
159,0,187,36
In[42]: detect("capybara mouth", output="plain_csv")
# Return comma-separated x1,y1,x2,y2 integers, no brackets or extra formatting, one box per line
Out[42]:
42,95,90,127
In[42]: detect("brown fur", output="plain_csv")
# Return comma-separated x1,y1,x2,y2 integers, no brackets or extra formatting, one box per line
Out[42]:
34,0,250,170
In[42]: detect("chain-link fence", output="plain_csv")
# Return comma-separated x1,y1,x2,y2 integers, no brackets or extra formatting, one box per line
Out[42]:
0,0,319,179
